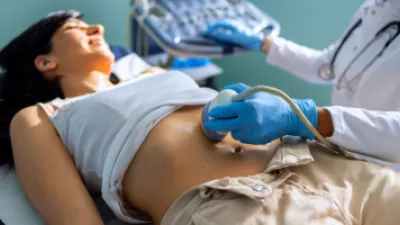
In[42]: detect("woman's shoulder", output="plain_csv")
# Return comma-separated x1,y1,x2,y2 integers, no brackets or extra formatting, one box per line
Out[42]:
10,105,54,132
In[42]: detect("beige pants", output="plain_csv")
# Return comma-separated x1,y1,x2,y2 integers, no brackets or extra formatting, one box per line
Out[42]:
161,137,400,225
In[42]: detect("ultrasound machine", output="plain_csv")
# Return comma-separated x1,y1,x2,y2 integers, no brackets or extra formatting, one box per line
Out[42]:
129,0,280,87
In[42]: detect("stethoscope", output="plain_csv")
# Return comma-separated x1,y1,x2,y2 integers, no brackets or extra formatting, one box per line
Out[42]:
319,18,400,90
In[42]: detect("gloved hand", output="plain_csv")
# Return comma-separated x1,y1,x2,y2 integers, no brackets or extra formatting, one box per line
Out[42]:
203,20,265,51
204,83,318,145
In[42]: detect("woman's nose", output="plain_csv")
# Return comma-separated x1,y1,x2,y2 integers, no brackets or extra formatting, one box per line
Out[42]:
87,24,104,36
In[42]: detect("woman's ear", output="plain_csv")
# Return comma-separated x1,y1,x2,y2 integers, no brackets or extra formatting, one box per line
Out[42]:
34,55,57,73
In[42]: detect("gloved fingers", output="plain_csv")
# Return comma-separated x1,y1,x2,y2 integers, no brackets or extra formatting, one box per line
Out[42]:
208,102,242,119
209,31,237,43
204,118,241,132
222,83,251,93
231,129,269,145
208,19,238,30
204,21,237,39
230,128,251,142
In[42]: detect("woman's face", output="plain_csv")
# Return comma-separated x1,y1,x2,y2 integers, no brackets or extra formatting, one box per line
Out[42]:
43,18,115,76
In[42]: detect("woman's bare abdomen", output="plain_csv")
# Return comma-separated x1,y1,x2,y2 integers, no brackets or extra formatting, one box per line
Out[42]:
122,105,280,224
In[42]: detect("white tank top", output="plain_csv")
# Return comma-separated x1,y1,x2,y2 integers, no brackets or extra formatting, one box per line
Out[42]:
37,71,217,193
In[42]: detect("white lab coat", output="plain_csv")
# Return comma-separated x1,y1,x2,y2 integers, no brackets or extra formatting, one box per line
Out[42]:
266,0,400,167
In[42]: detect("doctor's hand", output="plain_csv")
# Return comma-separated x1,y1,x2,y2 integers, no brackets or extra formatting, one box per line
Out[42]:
204,83,319,145
204,20,265,51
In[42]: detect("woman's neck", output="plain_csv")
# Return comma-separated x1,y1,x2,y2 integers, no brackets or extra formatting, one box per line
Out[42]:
59,71,114,98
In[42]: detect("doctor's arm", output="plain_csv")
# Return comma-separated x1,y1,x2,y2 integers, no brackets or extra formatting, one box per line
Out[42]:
323,106,400,164
262,36,339,84
204,5,366,84
205,83,400,165
204,20,339,84
306,106,400,165
9,106,104,225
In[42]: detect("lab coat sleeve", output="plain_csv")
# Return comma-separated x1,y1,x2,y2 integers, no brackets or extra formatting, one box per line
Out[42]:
389,0,400,8
266,36,338,84
325,106,400,164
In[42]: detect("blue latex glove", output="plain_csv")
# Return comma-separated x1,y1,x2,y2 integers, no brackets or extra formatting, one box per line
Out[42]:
204,20,264,51
204,83,318,145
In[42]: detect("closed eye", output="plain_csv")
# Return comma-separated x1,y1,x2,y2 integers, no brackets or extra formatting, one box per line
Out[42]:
65,25,79,30
65,25,88,31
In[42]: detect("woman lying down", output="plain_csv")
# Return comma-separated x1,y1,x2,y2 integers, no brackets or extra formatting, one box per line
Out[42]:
0,10,399,225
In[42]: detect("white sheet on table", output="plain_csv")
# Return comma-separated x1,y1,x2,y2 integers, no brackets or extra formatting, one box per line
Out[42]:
0,165,134,225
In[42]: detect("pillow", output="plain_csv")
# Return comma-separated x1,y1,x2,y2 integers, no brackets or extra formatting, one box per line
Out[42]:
111,53,152,81
109,45,133,61
0,166,133,225
0,166,45,225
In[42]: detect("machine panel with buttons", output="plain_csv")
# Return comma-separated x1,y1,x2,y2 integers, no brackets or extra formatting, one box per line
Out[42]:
131,0,280,58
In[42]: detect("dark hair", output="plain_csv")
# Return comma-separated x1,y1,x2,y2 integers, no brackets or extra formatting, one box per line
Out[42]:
0,10,84,167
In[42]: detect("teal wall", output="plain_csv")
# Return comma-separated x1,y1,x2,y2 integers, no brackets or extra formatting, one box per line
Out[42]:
0,0,363,105
0,0,131,49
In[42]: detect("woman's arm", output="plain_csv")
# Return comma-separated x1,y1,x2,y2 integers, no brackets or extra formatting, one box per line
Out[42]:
10,106,104,225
